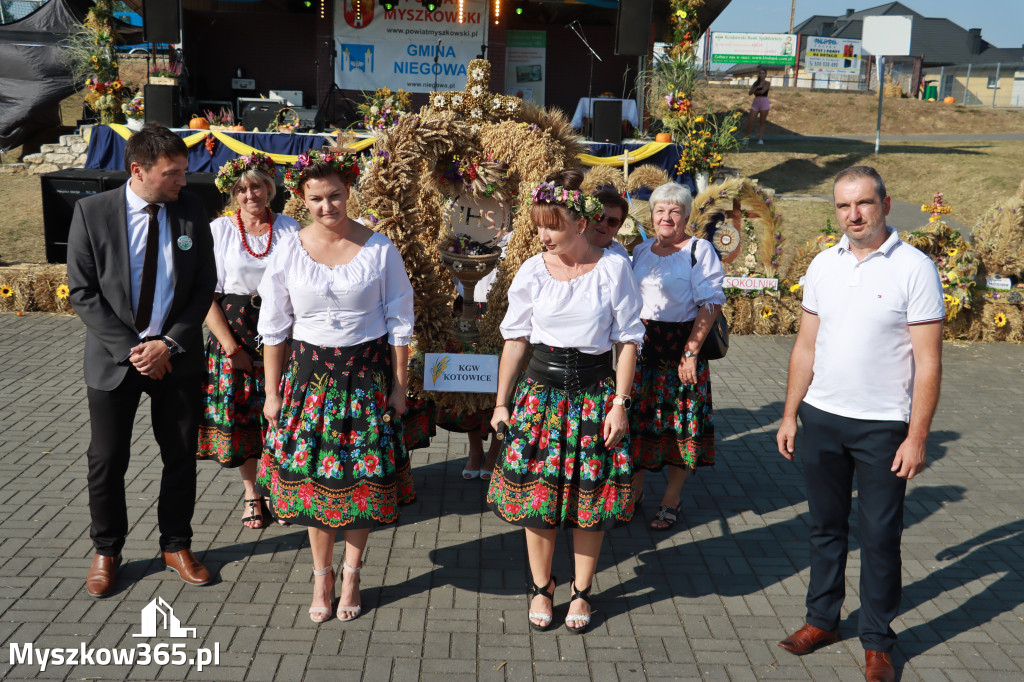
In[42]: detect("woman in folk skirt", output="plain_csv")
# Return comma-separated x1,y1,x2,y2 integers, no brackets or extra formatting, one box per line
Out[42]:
487,169,645,634
256,149,415,623
629,182,725,530
197,153,300,529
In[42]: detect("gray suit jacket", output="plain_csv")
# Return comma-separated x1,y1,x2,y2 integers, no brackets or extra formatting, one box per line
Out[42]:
67,185,216,391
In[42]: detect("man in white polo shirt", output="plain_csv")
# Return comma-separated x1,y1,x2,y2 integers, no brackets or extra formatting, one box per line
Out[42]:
775,166,944,682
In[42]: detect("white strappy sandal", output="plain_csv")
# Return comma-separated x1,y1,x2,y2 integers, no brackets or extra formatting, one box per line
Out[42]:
309,565,335,623
337,561,362,622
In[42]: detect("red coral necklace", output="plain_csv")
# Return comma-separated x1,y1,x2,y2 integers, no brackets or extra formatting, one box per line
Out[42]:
236,208,273,258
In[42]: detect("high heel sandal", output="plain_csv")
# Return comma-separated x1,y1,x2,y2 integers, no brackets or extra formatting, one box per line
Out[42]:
527,575,556,632
337,562,362,622
565,581,592,635
309,566,335,623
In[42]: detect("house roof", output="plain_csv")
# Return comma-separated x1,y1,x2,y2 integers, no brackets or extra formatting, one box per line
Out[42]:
792,1,1024,66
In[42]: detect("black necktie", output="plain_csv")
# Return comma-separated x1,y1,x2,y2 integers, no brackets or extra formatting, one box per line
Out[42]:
135,203,160,332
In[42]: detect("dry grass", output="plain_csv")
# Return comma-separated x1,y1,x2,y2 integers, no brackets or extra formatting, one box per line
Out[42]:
702,85,1024,136
0,174,46,264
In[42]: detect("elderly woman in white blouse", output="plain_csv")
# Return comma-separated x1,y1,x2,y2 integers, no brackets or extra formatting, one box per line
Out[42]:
629,182,725,531
197,153,300,530
488,169,645,635
256,149,416,624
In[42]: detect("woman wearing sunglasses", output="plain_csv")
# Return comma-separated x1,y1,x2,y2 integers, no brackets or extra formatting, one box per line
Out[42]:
586,189,631,260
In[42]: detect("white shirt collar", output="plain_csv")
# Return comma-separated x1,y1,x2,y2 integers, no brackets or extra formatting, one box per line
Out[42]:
837,227,900,256
125,181,165,214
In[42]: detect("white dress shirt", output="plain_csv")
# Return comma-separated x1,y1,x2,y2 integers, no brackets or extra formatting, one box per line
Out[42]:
125,182,174,338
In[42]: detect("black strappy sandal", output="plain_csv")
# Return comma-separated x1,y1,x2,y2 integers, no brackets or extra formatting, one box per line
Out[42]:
242,497,265,529
528,576,557,632
650,504,681,531
565,581,592,635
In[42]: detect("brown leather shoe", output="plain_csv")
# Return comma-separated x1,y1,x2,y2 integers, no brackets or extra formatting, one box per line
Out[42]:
86,553,121,598
778,623,840,655
162,549,212,586
865,650,895,682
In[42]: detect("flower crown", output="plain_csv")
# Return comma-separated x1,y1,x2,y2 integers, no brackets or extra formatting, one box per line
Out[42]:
214,152,277,194
530,182,603,221
284,149,361,192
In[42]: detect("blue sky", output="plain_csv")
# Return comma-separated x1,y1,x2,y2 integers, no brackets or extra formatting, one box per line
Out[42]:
708,0,1023,49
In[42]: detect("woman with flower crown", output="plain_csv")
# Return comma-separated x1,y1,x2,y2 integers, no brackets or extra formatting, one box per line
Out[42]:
197,152,300,530
487,168,644,635
256,148,415,624
629,182,725,531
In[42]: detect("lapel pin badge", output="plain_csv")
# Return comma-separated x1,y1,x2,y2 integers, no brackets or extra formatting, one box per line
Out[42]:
177,235,193,251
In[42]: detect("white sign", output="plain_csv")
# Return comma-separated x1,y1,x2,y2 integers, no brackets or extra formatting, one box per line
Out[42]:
986,276,1012,290
724,276,779,290
710,32,797,66
424,353,499,392
862,16,912,56
334,0,486,93
805,36,863,75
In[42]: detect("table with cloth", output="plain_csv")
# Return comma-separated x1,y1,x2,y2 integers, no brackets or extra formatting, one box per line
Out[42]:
570,98,640,129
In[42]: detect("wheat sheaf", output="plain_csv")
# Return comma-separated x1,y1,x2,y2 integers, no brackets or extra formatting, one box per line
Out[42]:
430,356,450,384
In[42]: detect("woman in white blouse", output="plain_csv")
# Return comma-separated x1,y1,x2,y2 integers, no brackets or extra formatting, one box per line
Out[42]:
197,153,300,530
629,182,725,531
488,169,645,635
256,149,416,624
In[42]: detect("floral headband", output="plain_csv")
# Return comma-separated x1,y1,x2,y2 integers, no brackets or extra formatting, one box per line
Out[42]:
214,152,277,194
283,149,361,192
530,182,603,221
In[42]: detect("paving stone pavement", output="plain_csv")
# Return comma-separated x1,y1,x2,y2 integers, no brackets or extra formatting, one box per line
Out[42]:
1,312,1023,681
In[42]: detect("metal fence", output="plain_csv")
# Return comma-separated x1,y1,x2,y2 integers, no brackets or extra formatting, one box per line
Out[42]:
0,0,46,23
925,62,1024,107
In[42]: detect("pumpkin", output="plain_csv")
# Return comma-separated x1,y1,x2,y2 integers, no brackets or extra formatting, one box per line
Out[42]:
229,124,246,131
189,116,210,130
655,132,672,143
943,96,956,104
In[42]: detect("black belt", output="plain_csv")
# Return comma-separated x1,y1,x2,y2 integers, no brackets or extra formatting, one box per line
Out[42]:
524,344,613,394
221,292,262,309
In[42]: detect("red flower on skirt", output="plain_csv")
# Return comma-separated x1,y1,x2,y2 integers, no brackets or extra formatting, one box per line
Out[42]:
353,483,370,512
578,509,592,522
380,504,395,517
304,393,324,411
505,502,522,516
298,482,314,509
528,459,545,474
506,450,521,466
538,429,550,449
613,452,629,469
588,459,603,478
556,398,569,416
525,394,540,414
326,509,341,521
363,453,381,476
322,454,337,477
581,398,596,419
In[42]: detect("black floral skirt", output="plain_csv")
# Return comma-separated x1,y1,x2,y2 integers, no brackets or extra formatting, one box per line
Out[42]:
256,336,416,530
486,345,635,531
197,294,266,468
629,319,715,471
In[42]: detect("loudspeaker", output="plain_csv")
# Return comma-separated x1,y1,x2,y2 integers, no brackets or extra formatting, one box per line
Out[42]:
240,102,282,132
592,99,623,144
101,170,130,192
615,0,653,56
144,84,180,128
183,173,227,221
143,0,180,44
40,169,107,264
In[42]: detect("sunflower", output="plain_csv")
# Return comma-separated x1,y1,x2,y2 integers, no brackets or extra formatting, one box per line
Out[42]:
947,247,958,258
761,306,774,319
994,312,1008,328
0,285,12,298
56,284,70,299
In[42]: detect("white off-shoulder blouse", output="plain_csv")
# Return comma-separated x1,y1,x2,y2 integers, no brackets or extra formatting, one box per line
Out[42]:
500,251,645,354
631,237,726,323
257,230,414,348
211,214,301,295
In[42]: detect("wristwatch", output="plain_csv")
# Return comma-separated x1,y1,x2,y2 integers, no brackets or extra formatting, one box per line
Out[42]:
161,337,182,356
612,394,632,409
683,350,698,359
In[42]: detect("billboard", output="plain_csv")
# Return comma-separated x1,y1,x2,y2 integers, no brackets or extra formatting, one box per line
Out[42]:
504,30,546,106
333,0,487,93
805,36,863,75
710,32,797,66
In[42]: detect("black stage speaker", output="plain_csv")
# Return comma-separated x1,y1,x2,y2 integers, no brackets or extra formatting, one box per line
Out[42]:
144,84,180,128
615,0,653,56
592,99,623,144
40,169,107,264
101,170,130,192
143,0,180,44
184,172,227,221
240,102,282,132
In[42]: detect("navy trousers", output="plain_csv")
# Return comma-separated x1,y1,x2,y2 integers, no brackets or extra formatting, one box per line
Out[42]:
799,402,909,652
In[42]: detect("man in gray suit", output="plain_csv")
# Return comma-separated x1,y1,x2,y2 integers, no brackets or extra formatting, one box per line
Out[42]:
68,123,217,597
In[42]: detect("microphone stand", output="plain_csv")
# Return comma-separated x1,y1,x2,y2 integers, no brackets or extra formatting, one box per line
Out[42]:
433,39,441,91
568,20,602,137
